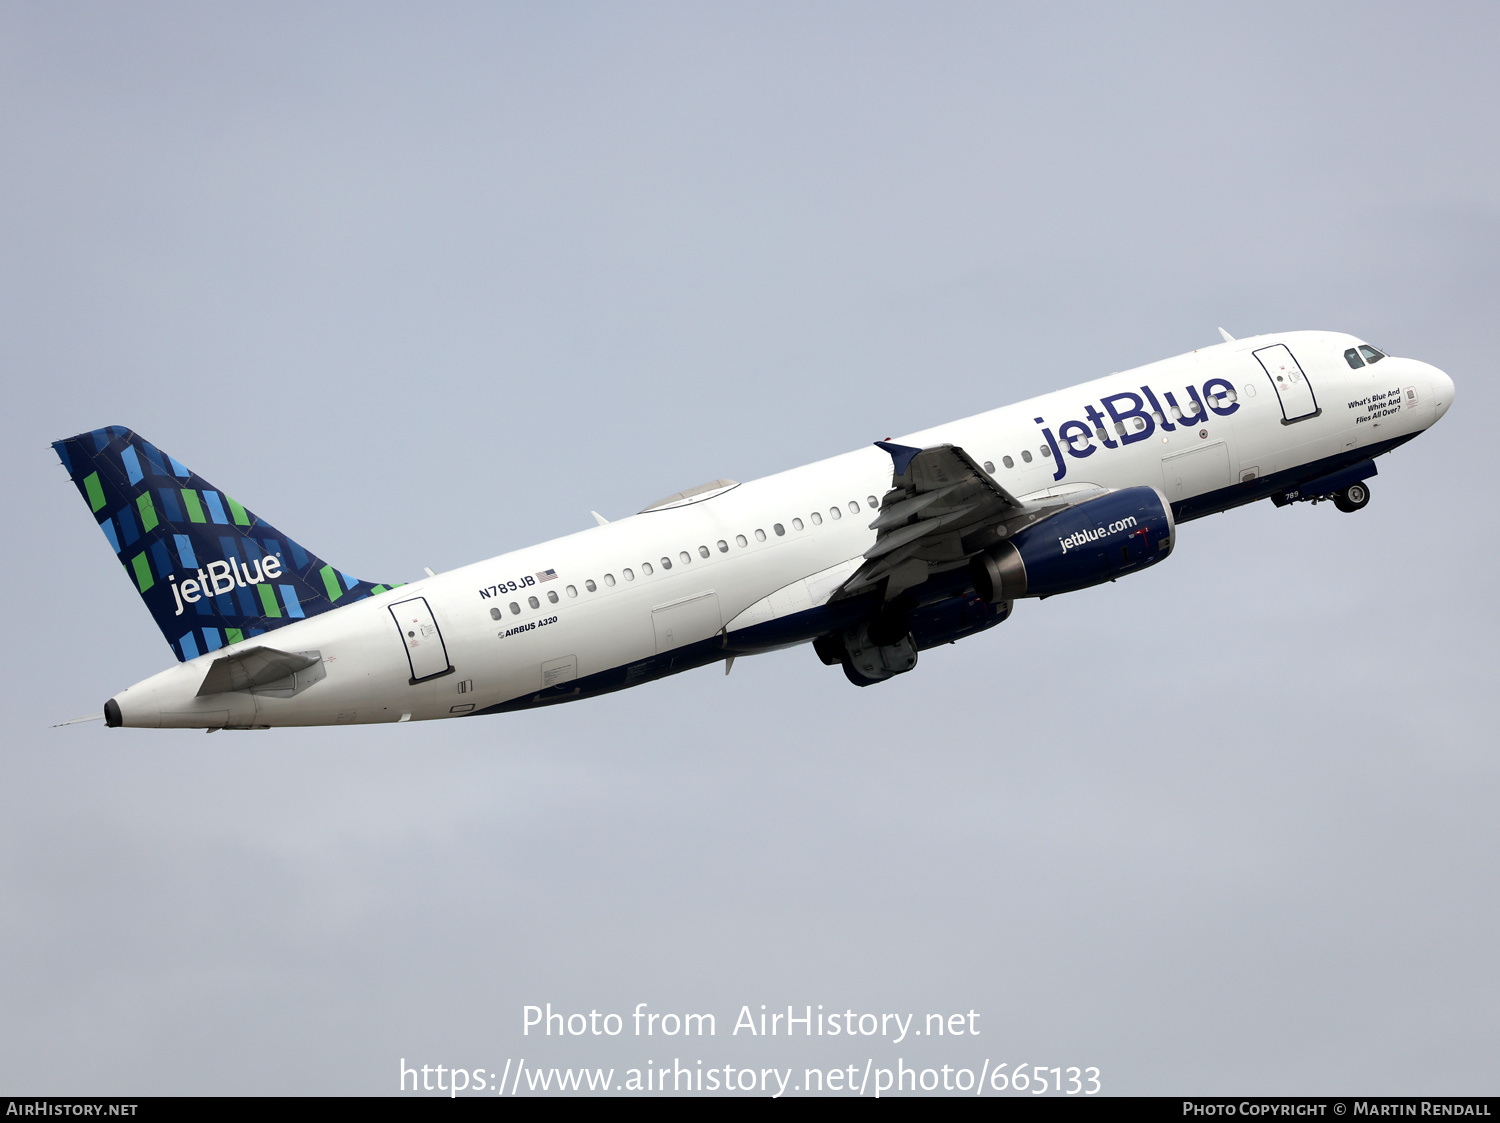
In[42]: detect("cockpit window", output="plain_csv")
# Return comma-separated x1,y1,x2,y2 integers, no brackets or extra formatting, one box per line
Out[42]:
1344,348,1365,369
1358,345,1385,364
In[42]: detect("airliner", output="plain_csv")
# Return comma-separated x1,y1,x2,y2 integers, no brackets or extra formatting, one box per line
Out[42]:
54,329,1453,730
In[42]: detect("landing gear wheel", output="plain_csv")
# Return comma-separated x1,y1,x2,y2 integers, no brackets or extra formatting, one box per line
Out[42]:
841,658,881,688
1333,481,1371,513
812,633,844,666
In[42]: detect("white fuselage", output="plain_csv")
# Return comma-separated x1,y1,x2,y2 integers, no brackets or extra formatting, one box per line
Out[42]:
110,331,1454,729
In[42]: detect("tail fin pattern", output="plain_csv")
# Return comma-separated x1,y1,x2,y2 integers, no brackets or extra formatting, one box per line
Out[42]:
53,426,394,662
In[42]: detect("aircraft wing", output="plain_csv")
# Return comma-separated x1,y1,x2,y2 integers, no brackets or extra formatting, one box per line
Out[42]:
837,441,1089,599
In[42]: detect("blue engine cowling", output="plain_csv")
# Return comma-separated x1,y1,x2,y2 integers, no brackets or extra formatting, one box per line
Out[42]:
969,486,1175,601
908,593,1011,651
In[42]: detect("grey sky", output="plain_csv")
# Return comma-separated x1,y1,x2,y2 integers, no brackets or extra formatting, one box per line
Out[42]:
2,2,1496,1095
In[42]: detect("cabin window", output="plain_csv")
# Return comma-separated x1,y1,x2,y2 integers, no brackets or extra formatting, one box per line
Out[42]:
490,607,501,620
586,579,598,592
1114,422,1126,436
509,601,521,614
603,574,615,587
547,590,558,603
755,528,767,542
830,507,842,520
642,562,654,575
867,495,879,508
1021,449,1033,463
811,511,822,525
983,460,995,472
1344,347,1365,369
622,568,634,581
1041,444,1053,457
528,595,539,609
659,557,671,570
1358,345,1385,364
848,500,860,513
566,585,577,598
791,518,803,531
774,523,785,536
1151,411,1164,424
717,540,729,552
698,545,710,558
1002,455,1014,469
736,534,747,547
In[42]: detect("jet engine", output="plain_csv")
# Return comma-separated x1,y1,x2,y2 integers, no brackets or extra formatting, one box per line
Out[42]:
970,486,1174,602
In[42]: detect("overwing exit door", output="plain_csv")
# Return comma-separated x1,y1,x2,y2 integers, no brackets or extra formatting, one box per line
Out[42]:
389,596,453,684
652,592,722,654
1253,344,1320,423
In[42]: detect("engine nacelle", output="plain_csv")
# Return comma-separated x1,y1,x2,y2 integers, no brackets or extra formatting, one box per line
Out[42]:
970,485,1175,602
908,593,1010,651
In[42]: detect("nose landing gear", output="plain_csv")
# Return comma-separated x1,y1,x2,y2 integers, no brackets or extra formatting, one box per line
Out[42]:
1333,481,1370,513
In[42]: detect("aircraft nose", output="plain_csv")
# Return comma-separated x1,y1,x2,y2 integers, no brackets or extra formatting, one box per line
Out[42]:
1429,364,1455,423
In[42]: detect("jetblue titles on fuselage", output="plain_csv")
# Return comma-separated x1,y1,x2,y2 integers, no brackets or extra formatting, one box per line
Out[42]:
1034,376,1240,483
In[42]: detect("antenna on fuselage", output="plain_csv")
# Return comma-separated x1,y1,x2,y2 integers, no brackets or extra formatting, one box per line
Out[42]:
591,511,609,526
1218,327,1235,343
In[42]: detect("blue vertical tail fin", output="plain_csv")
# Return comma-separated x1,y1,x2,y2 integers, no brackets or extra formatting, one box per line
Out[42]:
53,426,394,662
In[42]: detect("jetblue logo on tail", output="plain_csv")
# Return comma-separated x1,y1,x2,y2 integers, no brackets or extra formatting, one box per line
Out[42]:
54,426,388,662
170,554,284,615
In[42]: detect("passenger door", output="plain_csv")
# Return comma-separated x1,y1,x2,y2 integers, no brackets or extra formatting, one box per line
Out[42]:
1253,344,1320,423
389,596,453,683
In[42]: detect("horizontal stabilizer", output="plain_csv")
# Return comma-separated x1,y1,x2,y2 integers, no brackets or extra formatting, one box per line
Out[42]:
197,646,321,696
